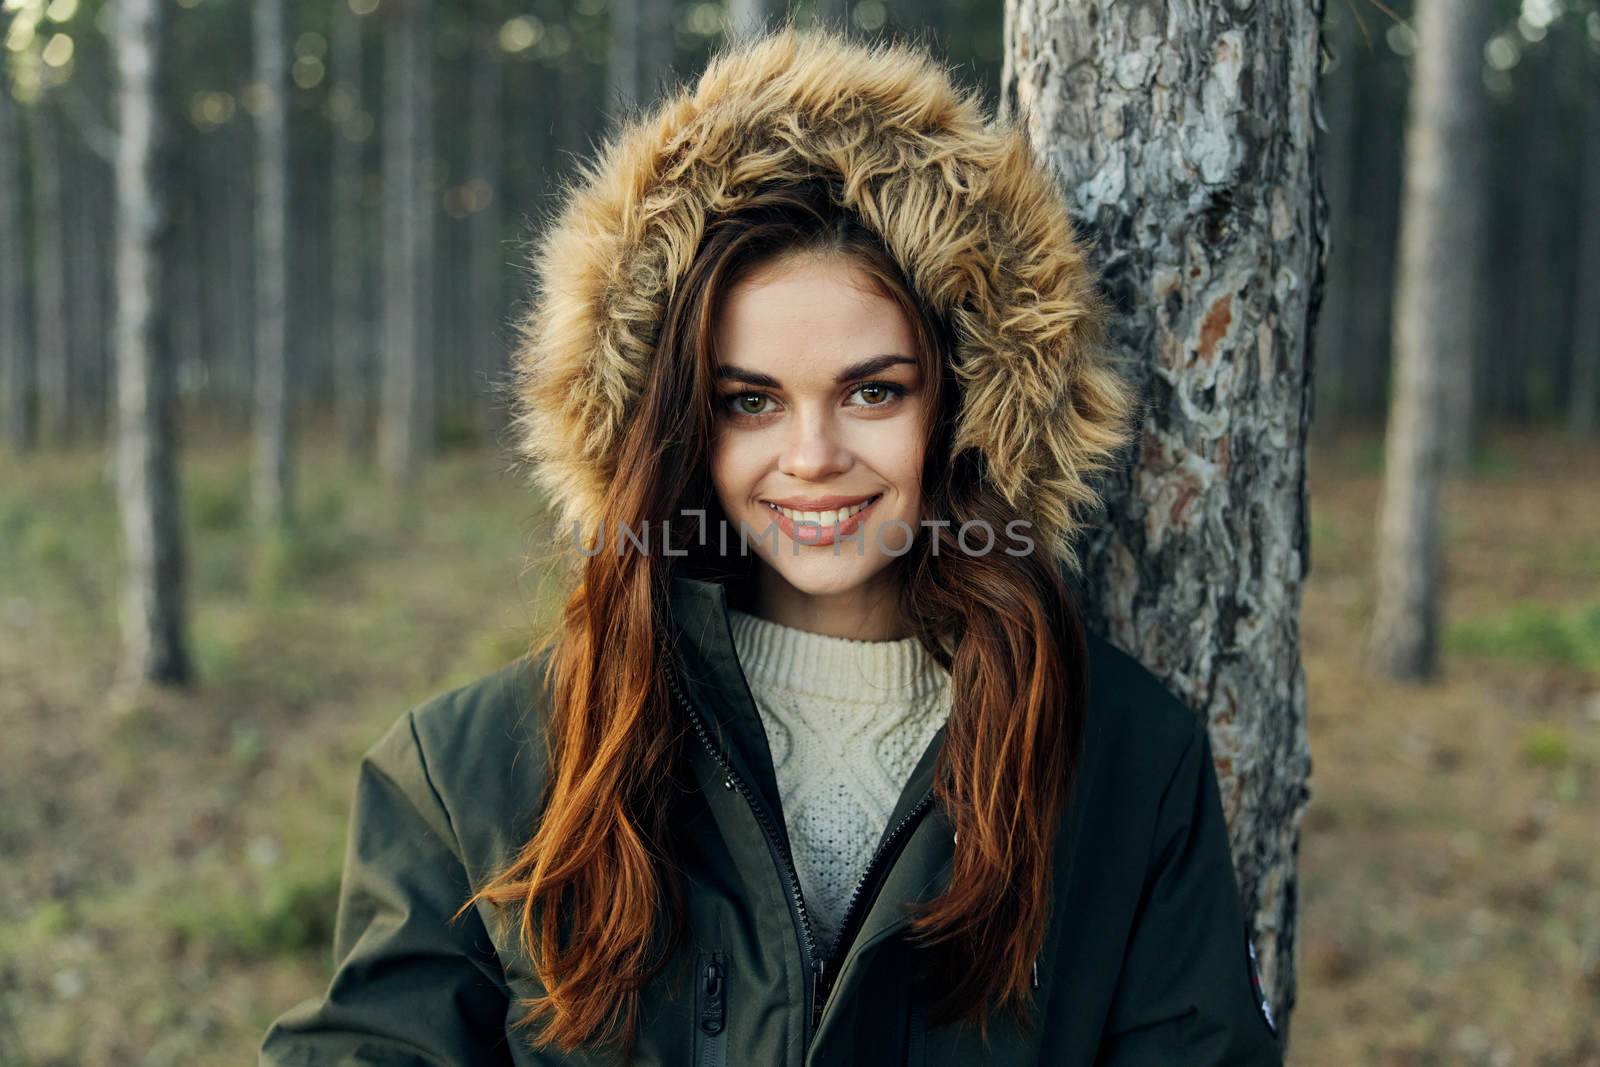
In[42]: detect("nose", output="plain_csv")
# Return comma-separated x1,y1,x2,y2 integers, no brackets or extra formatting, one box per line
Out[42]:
776,408,853,482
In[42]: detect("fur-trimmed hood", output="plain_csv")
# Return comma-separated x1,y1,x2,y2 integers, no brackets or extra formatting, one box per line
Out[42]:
508,26,1137,572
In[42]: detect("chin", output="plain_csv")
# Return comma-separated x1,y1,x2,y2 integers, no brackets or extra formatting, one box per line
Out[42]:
762,556,892,599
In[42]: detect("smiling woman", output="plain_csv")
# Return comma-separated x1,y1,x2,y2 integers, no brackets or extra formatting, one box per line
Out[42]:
260,24,1284,1067
705,207,937,638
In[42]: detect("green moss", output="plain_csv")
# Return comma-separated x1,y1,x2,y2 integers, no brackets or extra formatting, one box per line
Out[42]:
1522,726,1571,769
1447,601,1600,674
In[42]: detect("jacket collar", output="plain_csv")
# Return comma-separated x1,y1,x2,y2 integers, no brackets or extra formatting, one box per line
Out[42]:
665,572,954,922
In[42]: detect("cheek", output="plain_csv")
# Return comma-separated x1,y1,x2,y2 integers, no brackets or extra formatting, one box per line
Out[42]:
854,419,925,491
708,434,760,504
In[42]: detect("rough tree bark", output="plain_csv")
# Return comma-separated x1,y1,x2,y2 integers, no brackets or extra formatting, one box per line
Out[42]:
113,0,191,685
1003,0,1323,1044
1370,0,1492,680
253,0,293,526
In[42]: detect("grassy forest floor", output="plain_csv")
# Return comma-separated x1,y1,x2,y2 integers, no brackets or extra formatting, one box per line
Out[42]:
0,428,1596,1066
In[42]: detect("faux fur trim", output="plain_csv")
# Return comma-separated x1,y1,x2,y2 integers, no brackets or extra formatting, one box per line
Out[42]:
507,25,1138,571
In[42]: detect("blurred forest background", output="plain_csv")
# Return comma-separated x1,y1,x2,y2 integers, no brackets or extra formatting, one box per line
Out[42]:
1,0,1598,1064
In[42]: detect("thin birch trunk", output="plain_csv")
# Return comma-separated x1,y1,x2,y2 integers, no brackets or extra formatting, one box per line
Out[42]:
114,0,191,686
1004,0,1322,1041
1370,0,1492,679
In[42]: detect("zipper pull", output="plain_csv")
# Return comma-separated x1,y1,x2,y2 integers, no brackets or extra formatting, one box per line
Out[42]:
809,956,827,1031
701,956,725,1035
1031,955,1040,990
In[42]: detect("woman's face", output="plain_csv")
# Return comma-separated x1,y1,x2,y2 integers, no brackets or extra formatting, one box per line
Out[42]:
708,251,930,614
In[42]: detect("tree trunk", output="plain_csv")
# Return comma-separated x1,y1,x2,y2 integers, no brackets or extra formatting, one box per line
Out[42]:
1370,0,1491,680
1311,7,1359,437
1436,6,1492,472
1003,0,1322,1043
609,0,641,113
467,17,505,442
0,74,33,453
332,0,373,461
813,0,849,33
641,0,674,103
1567,49,1600,439
113,0,191,686
253,0,293,527
379,0,432,483
228,122,256,421
29,96,71,445
70,125,112,444
726,0,772,40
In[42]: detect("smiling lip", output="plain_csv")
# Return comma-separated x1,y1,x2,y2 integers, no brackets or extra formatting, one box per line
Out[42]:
761,494,882,547
761,493,878,510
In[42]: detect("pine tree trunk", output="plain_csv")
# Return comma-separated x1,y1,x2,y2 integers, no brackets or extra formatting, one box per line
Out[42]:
379,0,432,483
71,126,112,443
1003,0,1322,1043
1567,51,1600,439
29,97,71,445
0,75,33,453
1312,8,1359,436
609,0,641,112
253,0,293,526
467,19,504,442
641,0,674,102
332,0,372,462
726,0,772,40
113,0,191,686
1370,0,1490,680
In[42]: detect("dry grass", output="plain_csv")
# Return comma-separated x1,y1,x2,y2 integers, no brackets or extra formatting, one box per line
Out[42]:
0,428,1595,1065
1294,429,1600,1066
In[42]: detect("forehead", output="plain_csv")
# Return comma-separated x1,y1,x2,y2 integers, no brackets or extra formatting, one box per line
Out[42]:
712,253,918,376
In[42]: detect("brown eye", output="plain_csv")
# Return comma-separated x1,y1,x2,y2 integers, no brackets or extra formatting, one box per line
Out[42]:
849,381,906,407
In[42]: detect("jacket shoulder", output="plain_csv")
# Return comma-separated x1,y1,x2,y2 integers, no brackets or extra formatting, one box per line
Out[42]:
402,645,555,883
1083,628,1204,767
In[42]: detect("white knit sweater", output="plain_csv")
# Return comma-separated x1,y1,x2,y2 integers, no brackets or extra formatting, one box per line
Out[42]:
726,607,952,957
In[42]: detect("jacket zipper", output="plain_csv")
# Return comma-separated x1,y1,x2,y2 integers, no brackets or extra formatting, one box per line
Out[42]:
811,787,935,1013
664,654,830,1049
698,951,727,1067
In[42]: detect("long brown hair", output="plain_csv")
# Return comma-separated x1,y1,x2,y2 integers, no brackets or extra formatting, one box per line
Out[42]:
463,179,1091,1060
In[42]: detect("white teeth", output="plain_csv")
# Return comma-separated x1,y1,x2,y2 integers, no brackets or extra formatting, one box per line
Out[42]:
766,496,877,524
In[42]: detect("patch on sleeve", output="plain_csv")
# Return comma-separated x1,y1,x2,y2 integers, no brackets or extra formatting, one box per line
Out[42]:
1247,936,1278,1036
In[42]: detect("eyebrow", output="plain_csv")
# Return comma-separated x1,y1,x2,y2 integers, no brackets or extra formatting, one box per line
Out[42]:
714,354,916,389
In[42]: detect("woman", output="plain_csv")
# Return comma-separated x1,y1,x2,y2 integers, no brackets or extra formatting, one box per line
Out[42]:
261,25,1284,1067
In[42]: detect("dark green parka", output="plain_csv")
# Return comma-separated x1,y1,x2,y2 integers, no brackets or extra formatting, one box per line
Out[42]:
262,24,1286,1067
260,575,1283,1066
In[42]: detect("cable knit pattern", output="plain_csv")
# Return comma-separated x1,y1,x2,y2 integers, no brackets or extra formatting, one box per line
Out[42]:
727,608,951,957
